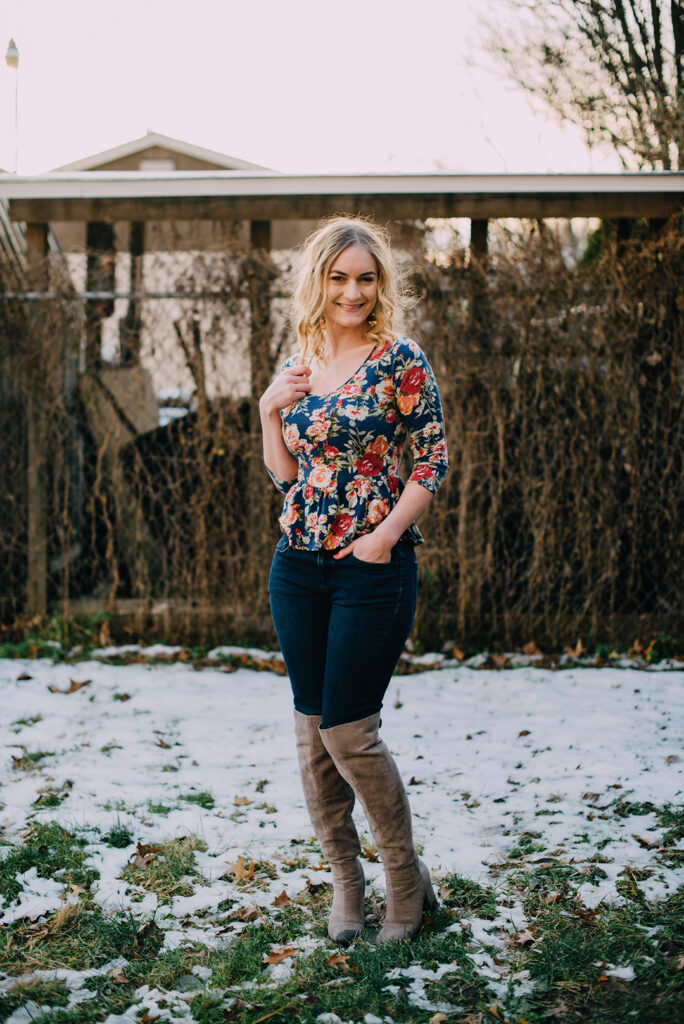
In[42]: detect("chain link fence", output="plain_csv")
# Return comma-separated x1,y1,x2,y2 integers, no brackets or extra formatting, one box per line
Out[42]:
1,219,681,651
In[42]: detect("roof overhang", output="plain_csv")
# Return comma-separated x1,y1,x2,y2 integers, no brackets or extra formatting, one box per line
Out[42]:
1,171,681,222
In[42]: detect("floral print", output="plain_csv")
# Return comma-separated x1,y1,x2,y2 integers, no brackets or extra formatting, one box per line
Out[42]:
266,336,448,549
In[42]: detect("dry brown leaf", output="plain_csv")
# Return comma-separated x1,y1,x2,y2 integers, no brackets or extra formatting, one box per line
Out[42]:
262,945,297,966
327,952,350,970
491,653,508,669
226,904,261,922
596,974,630,993
409,777,423,786
234,795,252,806
224,855,255,882
674,955,684,971
139,1013,162,1024
155,736,171,749
665,755,681,763
632,833,658,849
272,890,291,907
361,844,379,862
522,641,542,656
453,646,466,661
256,779,268,792
110,967,130,984
429,1014,448,1024
518,729,531,737
512,928,535,946
17,672,32,680
488,1000,504,1020
48,678,91,694
132,841,161,867
582,792,601,802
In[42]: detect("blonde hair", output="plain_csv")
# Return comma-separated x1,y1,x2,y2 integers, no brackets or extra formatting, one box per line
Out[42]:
292,216,406,363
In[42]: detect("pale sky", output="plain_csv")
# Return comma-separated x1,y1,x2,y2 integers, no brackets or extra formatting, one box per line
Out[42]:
0,0,620,176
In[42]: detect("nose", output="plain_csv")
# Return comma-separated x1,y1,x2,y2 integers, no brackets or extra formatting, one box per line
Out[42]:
343,280,362,300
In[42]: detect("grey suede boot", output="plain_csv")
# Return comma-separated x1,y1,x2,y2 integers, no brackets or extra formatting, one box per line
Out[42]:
319,712,436,943
293,710,365,944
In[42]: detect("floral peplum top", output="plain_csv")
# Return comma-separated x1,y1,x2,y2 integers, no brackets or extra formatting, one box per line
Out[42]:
266,336,448,550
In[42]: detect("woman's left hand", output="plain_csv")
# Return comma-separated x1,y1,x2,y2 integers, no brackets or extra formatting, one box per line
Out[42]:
334,532,393,564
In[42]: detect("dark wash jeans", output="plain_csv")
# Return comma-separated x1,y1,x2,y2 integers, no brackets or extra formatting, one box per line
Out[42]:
269,536,418,728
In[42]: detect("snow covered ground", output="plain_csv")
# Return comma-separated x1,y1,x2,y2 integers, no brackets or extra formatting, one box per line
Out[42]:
1,652,682,1021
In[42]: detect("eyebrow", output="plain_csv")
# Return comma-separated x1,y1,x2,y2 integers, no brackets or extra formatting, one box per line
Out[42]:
329,269,377,277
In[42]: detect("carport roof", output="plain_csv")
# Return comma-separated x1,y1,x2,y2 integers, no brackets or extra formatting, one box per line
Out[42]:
0,170,681,222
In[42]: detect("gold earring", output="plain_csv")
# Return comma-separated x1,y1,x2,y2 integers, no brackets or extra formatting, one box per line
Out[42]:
367,310,377,329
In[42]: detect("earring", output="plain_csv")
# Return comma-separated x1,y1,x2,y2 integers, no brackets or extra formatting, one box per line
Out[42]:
367,310,378,329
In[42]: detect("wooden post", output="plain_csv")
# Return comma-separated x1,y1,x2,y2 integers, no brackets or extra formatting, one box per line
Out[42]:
25,222,49,616
248,220,273,400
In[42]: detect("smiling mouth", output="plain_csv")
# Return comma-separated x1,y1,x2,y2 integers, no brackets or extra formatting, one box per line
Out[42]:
337,303,366,311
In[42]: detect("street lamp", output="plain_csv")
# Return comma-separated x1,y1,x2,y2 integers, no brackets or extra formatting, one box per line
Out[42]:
5,38,19,172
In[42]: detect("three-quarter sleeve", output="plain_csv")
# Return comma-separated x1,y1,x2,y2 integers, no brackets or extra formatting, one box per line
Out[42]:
393,340,448,494
265,465,297,495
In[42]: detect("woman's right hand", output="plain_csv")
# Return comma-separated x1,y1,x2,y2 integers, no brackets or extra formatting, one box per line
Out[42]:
260,364,312,417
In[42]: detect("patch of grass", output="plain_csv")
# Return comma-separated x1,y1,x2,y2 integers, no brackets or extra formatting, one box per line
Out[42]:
438,873,499,919
0,902,163,977
0,979,70,1018
505,888,684,1023
120,834,208,902
32,783,71,809
11,747,53,771
181,790,216,810
103,821,134,848
147,801,176,815
0,821,98,904
10,714,43,731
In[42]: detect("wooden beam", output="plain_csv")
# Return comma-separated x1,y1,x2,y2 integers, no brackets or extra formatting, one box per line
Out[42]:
9,190,683,224
25,222,49,617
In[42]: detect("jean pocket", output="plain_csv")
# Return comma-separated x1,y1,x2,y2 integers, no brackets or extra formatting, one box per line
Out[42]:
349,550,393,567
275,534,290,553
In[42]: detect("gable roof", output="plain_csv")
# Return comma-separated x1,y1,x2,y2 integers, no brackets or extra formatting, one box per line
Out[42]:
53,131,270,172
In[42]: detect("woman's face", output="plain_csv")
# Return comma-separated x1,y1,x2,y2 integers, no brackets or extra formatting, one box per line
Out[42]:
324,243,378,333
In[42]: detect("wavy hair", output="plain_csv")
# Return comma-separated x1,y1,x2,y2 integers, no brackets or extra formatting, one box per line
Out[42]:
291,216,408,364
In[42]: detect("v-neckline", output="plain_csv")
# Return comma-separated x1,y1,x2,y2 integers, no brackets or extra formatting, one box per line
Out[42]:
305,343,378,400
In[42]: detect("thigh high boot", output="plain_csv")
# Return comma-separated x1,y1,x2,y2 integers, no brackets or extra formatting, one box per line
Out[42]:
293,710,365,944
320,711,436,943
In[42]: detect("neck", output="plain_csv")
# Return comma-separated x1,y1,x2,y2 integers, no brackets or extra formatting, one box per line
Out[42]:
324,322,371,361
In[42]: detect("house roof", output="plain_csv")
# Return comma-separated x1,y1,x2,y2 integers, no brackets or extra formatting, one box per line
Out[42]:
53,131,269,172
1,171,681,222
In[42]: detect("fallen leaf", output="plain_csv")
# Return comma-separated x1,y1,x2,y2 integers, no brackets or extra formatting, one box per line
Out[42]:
262,946,297,965
234,795,252,806
255,779,268,792
518,729,531,736
453,646,465,661
361,844,379,862
512,928,535,946
327,952,350,970
582,792,601,802
633,833,658,850
596,974,630,993
224,855,255,882
109,967,130,984
273,890,291,907
429,1015,448,1024
139,1013,161,1024
522,641,542,656
409,777,423,786
488,1000,504,1020
491,653,508,669
155,736,171,749
226,904,262,922
665,755,681,764
17,672,32,680
48,679,91,694
675,955,684,971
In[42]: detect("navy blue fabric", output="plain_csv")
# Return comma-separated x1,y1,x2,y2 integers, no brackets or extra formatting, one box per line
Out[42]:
269,537,417,728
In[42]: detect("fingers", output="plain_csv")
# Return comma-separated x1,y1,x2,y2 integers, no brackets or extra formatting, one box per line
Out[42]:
333,545,352,560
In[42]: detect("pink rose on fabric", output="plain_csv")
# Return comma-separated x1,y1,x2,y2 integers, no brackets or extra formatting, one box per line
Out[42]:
323,512,354,549
367,498,389,524
309,464,335,489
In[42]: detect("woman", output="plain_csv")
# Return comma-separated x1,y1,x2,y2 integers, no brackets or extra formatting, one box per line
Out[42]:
260,216,448,944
